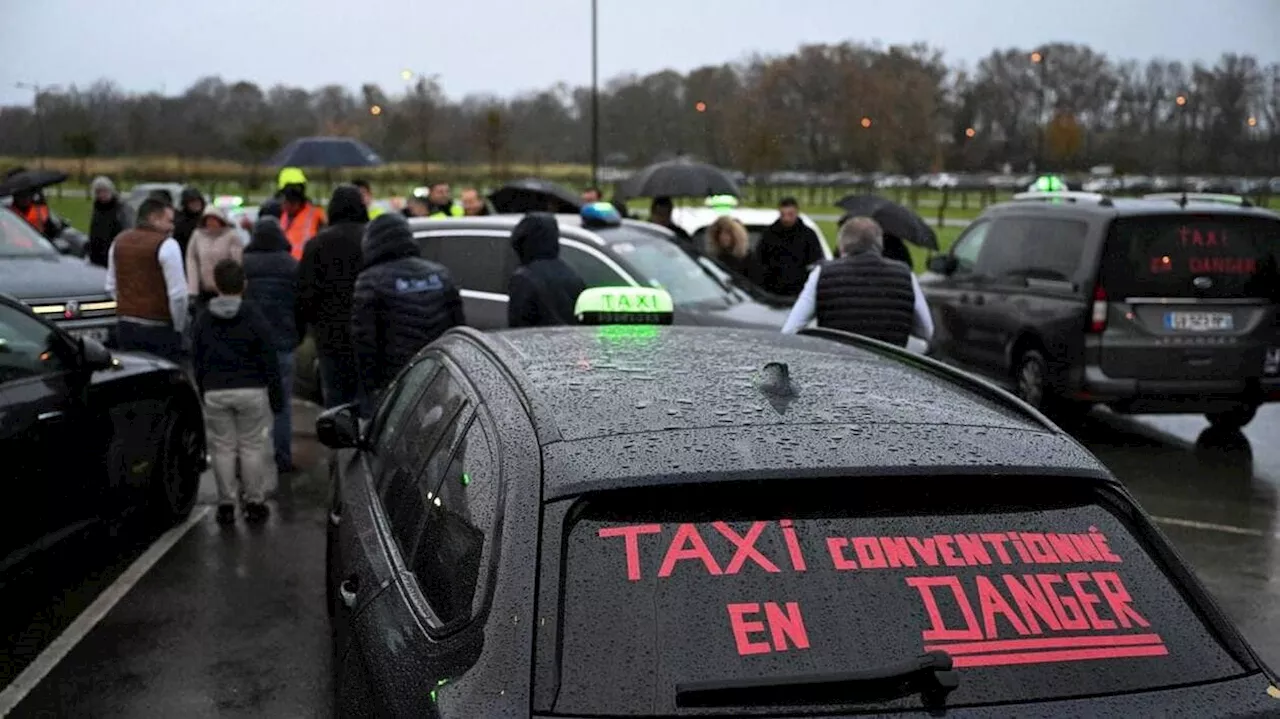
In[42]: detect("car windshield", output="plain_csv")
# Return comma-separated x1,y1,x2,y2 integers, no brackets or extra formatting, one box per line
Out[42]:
604,231,735,306
0,208,58,257
1101,214,1280,300
537,477,1247,715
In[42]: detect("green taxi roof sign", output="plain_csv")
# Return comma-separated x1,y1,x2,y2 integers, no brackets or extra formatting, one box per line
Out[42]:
575,286,674,326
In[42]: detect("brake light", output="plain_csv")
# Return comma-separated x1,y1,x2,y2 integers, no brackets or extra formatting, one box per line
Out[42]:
1089,285,1108,333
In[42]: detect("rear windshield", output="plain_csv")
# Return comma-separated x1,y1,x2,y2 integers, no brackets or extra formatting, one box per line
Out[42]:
537,478,1247,715
1101,214,1280,299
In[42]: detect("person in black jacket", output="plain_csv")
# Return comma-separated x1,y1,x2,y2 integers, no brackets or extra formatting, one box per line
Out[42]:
88,176,131,267
297,185,368,408
173,186,206,259
757,196,825,297
351,213,465,409
192,259,282,525
242,217,300,474
507,213,587,327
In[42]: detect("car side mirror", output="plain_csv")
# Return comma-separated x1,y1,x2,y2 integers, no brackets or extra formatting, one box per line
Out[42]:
927,255,958,275
78,336,114,371
316,403,365,450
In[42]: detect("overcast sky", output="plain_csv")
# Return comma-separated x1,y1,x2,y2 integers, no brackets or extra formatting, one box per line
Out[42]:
2,0,1277,106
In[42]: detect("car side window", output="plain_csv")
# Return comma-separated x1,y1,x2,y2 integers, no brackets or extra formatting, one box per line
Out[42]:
0,304,69,385
949,220,990,274
368,357,440,455
376,366,469,496
433,235,513,295
561,245,627,287
977,218,1089,283
403,416,498,629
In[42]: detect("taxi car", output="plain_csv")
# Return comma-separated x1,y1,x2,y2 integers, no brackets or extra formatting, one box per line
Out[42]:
321,286,1277,717
0,293,205,578
0,207,117,346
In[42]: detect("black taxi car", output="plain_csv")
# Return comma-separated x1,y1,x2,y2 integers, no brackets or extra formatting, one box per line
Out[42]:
321,286,1277,717
0,292,204,577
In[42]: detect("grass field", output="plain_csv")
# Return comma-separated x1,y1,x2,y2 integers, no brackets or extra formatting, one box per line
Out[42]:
47,197,965,274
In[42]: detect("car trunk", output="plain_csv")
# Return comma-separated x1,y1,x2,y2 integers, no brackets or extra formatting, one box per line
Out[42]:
1096,213,1280,382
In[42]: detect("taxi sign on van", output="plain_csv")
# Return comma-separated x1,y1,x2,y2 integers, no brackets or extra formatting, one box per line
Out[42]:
575,286,674,326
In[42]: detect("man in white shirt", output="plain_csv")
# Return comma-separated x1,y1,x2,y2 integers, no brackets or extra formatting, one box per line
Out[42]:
781,216,933,348
105,197,189,363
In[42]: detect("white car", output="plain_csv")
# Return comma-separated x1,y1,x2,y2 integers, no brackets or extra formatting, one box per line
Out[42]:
669,206,833,261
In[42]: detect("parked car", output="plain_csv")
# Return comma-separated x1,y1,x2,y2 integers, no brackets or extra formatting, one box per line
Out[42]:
322,287,1277,718
921,190,1280,428
671,205,833,261
0,292,205,577
0,208,117,346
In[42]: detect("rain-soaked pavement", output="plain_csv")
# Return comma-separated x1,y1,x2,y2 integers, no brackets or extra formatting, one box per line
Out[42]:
0,401,1277,717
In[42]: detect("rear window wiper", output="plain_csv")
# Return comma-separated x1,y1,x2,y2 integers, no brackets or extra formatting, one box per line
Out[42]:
675,650,958,708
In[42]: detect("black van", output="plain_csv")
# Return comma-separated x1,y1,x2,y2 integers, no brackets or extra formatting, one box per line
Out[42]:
922,191,1280,428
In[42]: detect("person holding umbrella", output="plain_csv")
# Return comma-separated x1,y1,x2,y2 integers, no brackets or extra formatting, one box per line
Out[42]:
780,216,933,349
8,190,58,239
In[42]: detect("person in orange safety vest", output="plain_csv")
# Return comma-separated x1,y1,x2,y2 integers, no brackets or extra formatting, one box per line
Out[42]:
279,184,326,259
9,190,59,239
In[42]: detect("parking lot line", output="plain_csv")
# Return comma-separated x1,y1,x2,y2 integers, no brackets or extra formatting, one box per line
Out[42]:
0,506,210,716
1152,515,1279,540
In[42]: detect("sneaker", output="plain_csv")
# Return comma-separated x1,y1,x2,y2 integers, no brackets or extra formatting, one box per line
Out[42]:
244,502,270,523
216,505,236,525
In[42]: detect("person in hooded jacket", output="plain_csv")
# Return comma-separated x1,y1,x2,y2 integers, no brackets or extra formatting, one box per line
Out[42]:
88,175,132,267
242,217,301,474
173,187,206,259
186,205,246,309
507,213,587,328
350,213,465,410
297,185,368,408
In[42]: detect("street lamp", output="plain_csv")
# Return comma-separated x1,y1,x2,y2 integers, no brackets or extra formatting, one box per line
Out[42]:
15,82,58,169
1247,116,1257,127
1175,94,1189,180
400,69,414,82
1175,94,1187,107
694,101,707,113
965,127,976,138
860,116,872,128
590,0,599,188
369,104,382,116
1030,50,1047,170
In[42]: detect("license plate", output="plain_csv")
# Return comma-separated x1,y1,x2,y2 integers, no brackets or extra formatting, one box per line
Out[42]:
1164,312,1233,332
67,326,111,343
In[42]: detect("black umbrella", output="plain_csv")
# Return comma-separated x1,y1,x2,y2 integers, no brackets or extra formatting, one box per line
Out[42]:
834,194,938,250
0,169,69,197
268,137,383,168
488,178,583,214
616,158,740,200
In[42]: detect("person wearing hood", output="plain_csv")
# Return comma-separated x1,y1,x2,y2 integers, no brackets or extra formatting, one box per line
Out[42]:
350,213,465,408
243,217,301,474
88,176,132,267
192,259,282,525
186,205,246,308
297,185,368,408
173,186,206,259
507,213,586,327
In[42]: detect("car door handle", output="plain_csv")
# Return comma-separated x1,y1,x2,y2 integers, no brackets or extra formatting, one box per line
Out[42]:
38,410,64,421
339,575,359,609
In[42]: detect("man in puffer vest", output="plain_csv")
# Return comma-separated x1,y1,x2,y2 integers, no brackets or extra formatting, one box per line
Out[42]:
780,216,934,348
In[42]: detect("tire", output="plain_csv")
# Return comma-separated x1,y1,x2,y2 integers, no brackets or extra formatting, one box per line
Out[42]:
152,409,203,525
1014,348,1090,423
1206,403,1259,430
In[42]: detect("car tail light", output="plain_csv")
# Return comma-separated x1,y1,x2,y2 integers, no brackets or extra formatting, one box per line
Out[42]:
1088,285,1108,333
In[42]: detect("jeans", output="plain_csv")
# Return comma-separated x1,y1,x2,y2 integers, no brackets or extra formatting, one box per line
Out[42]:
318,351,359,409
204,387,275,506
116,320,183,364
274,350,294,470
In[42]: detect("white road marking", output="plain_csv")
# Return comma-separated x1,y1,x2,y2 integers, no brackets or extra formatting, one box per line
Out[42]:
0,506,210,716
1152,515,1279,540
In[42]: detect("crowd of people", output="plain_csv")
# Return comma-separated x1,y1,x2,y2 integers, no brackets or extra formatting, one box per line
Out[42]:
88,171,589,525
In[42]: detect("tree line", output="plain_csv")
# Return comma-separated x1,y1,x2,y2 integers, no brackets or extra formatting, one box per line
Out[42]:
1,41,1278,183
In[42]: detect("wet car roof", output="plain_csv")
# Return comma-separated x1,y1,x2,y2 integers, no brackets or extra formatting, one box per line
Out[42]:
987,197,1280,219
475,326,1109,495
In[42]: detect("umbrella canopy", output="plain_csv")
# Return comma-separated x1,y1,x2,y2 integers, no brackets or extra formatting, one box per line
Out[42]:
268,137,383,168
0,169,69,197
834,194,939,250
488,178,582,214
616,158,740,200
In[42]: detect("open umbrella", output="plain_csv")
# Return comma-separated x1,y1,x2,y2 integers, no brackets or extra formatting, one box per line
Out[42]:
616,158,740,200
268,137,383,168
834,194,938,250
489,178,582,214
0,169,69,197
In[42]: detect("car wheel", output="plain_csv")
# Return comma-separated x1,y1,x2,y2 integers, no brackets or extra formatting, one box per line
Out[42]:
152,409,203,525
1206,403,1259,430
1014,350,1049,409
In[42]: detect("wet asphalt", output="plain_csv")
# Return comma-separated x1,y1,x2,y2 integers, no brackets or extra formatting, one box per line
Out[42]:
0,402,1278,717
